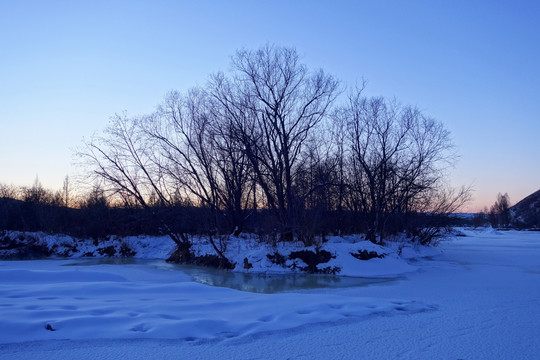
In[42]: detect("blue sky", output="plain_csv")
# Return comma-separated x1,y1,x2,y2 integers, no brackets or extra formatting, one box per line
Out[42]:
0,0,539,211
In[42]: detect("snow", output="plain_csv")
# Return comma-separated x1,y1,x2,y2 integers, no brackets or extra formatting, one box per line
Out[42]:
1,228,539,359
0,259,430,344
2,231,432,277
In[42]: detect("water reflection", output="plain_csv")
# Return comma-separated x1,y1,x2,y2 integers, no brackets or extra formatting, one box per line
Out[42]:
64,259,399,293
162,263,398,293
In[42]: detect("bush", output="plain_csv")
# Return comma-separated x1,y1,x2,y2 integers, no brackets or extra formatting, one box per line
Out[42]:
288,249,334,273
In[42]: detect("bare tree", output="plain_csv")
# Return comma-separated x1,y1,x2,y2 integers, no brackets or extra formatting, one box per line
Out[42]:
80,113,157,206
62,175,70,207
143,88,252,263
78,44,471,252
210,44,340,240
335,89,467,243
489,192,511,228
0,183,18,199
206,96,254,235
78,113,196,262
80,89,252,266
407,185,472,244
22,177,53,205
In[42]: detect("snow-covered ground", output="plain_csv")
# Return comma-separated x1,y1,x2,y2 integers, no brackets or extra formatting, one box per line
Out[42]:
0,231,434,277
1,228,539,359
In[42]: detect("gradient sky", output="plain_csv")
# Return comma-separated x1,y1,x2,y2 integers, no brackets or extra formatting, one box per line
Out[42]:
1,0,539,211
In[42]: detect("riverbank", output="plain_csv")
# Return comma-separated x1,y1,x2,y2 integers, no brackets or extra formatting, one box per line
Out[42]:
0,230,440,277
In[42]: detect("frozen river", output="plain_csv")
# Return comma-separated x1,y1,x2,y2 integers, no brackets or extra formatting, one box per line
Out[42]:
1,229,539,359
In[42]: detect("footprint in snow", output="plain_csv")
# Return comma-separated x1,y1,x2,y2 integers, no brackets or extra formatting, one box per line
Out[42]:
257,315,274,322
89,308,115,316
159,314,182,320
329,304,344,310
131,323,150,332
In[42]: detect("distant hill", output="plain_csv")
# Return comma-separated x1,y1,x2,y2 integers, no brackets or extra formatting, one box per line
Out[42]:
510,189,540,228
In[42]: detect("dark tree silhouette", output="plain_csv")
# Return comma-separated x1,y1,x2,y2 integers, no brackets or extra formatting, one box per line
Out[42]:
489,193,511,228
334,89,469,243
210,44,340,240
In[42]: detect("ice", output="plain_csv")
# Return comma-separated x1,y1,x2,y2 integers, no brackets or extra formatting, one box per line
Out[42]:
0,228,539,359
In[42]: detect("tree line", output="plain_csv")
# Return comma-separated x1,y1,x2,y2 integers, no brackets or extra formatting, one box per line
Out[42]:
76,45,469,261
1,45,471,265
471,192,540,229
